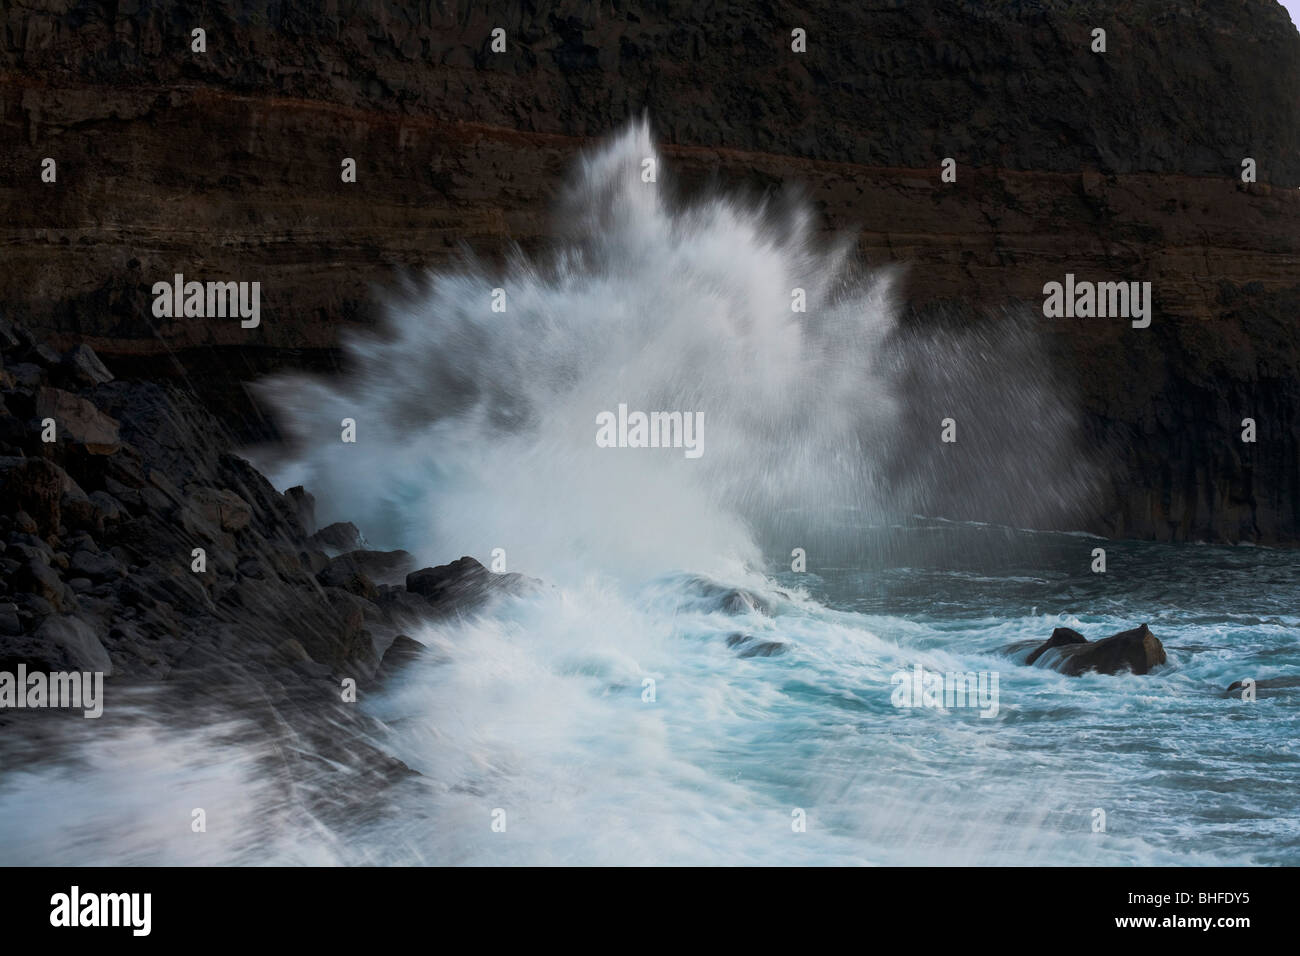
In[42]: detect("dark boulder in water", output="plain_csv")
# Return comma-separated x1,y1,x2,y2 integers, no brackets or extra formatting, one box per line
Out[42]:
1224,676,1300,698
405,556,538,613
376,634,429,678
1026,623,1166,676
310,521,365,554
679,576,776,616
1025,626,1088,665
725,633,787,658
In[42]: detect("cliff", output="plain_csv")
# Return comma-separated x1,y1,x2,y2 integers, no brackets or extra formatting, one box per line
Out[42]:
2,0,1298,541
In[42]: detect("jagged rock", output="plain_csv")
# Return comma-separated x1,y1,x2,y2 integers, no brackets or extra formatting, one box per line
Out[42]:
60,489,98,531
27,343,62,368
1026,623,1167,676
0,318,19,351
60,345,113,387
725,633,788,658
275,638,314,664
377,634,427,676
317,553,379,601
69,548,126,581
406,556,492,605
310,521,365,553
0,457,65,535
6,364,42,390
1025,626,1088,665
0,614,113,674
375,587,433,624
299,548,329,575
34,387,120,454
680,575,776,616
16,559,65,610
1224,676,1300,698
0,604,20,636
12,510,38,535
342,549,414,586
216,489,252,532
405,557,538,614
183,486,251,536
284,485,316,535
87,491,123,523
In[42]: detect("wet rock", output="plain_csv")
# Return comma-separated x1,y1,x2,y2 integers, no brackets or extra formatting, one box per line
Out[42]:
87,490,124,524
375,587,433,624
0,603,20,636
0,614,113,674
310,521,365,553
284,486,316,535
0,457,65,535
406,556,493,608
60,489,99,531
0,318,19,351
317,554,379,600
342,549,414,586
216,490,252,532
1025,626,1088,665
16,559,65,610
680,576,776,616
69,549,126,581
34,387,120,454
183,486,251,536
236,555,265,579
1027,623,1167,676
6,364,43,390
27,343,62,368
275,638,314,664
299,548,330,575
377,634,427,677
725,632,789,658
1224,676,1300,698
60,344,114,387
12,510,38,535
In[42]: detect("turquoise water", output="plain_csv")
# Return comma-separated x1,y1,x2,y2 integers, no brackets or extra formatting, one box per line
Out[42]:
0,521,1294,865
338,521,1297,866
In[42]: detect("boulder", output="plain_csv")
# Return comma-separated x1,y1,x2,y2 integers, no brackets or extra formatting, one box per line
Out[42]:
406,556,493,607
34,387,120,454
60,345,114,387
284,485,316,535
69,549,127,581
1025,626,1088,665
1224,676,1300,698
1026,623,1167,676
0,614,112,674
310,521,365,553
341,548,414,586
377,634,427,677
0,457,66,535
725,633,788,658
317,553,380,601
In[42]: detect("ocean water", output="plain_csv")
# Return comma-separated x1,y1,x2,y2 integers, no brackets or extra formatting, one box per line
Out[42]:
1,122,1294,866
342,524,1300,866
1,525,1294,865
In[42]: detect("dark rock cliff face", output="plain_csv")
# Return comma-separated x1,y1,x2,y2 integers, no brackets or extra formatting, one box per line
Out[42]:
2,0,1298,542
0,319,520,682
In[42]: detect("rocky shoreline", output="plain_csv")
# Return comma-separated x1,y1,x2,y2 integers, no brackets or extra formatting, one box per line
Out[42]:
0,316,523,697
